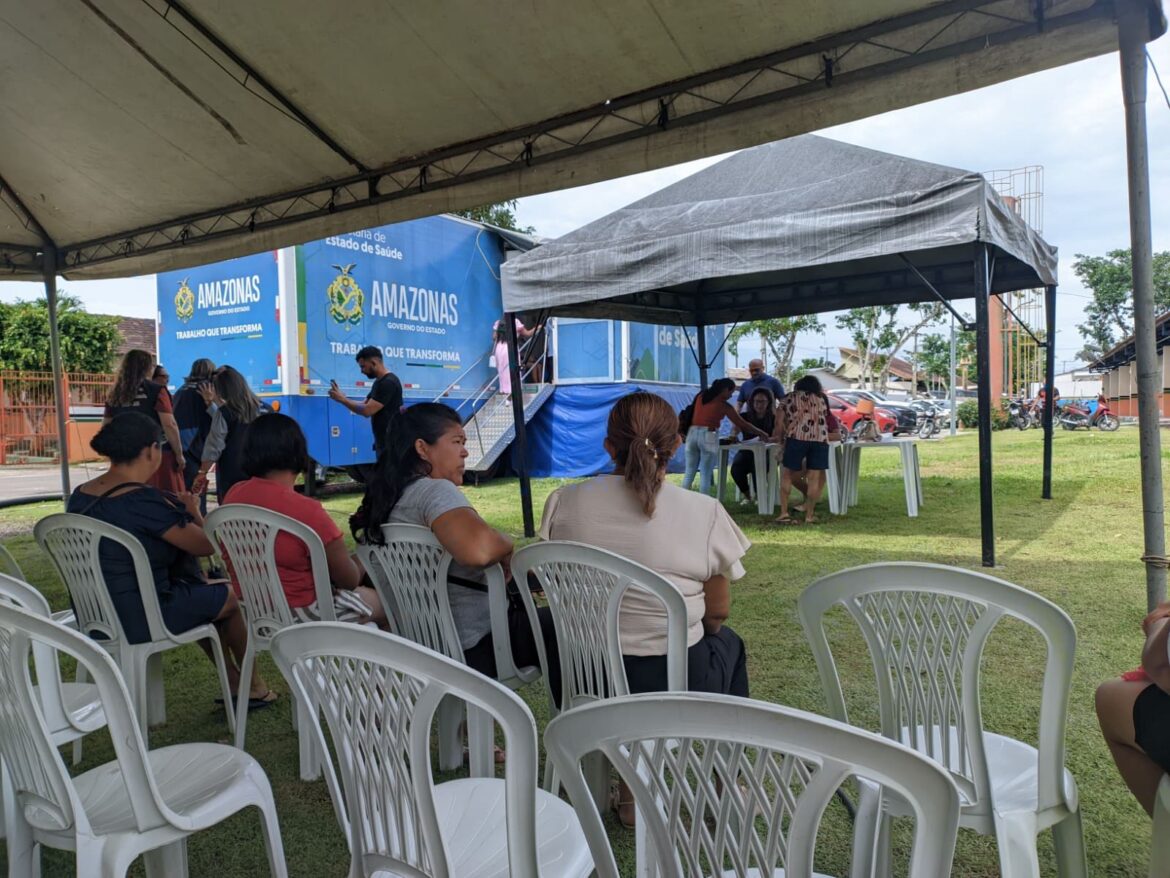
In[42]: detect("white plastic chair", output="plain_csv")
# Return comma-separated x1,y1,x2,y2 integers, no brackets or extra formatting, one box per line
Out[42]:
1152,775,1170,878
0,573,105,762
361,523,540,778
511,540,689,800
545,692,961,878
0,541,76,629
0,573,107,873
798,562,1087,878
0,600,287,878
34,512,235,739
203,503,346,781
269,621,592,878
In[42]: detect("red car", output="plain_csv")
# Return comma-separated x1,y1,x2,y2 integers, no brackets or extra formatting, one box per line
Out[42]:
826,393,897,434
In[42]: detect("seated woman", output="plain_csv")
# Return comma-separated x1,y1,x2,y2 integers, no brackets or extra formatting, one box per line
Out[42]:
67,412,273,707
223,413,387,628
1096,603,1170,815
541,392,751,826
730,387,776,502
542,391,751,696
354,402,561,705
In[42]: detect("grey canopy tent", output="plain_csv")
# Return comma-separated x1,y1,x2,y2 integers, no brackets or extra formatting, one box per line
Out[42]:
503,135,1060,567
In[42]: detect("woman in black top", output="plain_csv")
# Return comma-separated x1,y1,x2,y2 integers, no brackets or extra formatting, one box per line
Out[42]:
171,358,216,496
194,366,268,502
68,412,274,705
730,387,777,500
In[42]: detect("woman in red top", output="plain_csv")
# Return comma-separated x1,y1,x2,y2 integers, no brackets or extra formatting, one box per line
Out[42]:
682,378,768,495
223,413,387,628
103,349,184,494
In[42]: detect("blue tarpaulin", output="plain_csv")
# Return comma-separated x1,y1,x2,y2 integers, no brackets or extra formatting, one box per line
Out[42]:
515,383,703,478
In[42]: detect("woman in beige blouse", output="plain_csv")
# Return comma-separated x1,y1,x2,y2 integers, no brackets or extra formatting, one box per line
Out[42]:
540,391,752,697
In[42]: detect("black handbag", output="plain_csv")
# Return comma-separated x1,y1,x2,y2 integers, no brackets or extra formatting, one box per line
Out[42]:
677,394,699,437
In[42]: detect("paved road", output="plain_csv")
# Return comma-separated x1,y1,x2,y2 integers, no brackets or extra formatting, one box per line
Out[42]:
0,464,109,502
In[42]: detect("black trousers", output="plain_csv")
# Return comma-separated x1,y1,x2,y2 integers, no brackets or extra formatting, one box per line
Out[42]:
463,603,562,708
730,450,770,497
623,625,749,697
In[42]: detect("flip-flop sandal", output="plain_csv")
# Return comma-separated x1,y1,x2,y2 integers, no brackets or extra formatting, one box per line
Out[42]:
247,690,279,710
772,516,801,526
215,690,279,711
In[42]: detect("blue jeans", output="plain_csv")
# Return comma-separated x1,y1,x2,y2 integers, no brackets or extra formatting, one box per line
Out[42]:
683,427,718,494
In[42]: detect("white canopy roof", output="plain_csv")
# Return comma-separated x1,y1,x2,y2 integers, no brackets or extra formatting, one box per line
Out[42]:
1,0,1164,281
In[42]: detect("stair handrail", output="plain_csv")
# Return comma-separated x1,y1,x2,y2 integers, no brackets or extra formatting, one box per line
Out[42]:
463,328,551,466
431,348,493,405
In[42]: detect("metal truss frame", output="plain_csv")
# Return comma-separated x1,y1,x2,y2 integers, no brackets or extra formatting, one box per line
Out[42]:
1,0,1109,277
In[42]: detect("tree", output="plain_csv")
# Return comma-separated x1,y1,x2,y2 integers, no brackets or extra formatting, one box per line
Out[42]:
454,200,535,234
727,316,825,385
910,330,975,389
0,295,122,372
835,303,945,391
1073,248,1170,361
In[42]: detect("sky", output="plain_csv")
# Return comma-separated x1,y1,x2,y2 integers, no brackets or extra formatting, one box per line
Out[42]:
2,37,1168,375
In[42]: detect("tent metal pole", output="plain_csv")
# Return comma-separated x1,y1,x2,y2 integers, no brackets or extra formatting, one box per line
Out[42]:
973,244,995,567
44,247,71,499
504,314,535,537
696,326,709,391
949,314,958,436
1118,0,1166,610
1042,284,1056,500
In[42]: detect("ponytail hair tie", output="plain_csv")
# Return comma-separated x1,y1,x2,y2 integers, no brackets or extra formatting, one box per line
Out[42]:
643,437,659,461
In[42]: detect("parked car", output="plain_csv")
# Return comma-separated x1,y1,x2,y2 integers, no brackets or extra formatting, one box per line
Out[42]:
833,390,917,435
826,393,897,434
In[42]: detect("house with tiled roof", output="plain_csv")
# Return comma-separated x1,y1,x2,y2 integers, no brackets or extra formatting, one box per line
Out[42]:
111,316,156,359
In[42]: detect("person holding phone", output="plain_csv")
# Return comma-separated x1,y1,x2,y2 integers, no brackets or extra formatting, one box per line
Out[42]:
328,345,403,478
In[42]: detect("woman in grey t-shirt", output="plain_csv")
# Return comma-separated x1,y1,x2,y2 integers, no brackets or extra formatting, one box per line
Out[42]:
353,403,561,706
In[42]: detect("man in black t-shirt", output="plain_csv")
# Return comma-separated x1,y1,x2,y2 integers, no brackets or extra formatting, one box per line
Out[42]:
328,346,403,470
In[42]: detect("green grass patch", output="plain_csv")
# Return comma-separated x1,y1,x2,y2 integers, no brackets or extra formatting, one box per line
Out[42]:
0,428,1163,875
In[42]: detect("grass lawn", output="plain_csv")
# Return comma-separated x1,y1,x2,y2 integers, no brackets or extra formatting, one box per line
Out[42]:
0,427,1162,876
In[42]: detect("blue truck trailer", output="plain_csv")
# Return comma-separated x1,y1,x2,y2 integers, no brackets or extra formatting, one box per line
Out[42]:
157,214,515,469
158,213,727,477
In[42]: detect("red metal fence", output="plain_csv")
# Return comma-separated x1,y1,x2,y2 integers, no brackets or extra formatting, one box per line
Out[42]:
0,371,114,464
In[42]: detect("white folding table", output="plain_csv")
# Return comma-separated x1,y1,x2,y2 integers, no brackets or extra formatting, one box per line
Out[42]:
716,441,776,515
836,437,923,517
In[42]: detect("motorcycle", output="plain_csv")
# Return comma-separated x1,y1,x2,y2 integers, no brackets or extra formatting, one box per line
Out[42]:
1059,394,1120,432
1008,398,1034,430
915,407,942,439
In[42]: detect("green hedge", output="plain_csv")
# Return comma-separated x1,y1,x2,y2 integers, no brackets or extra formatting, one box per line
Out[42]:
956,398,1011,430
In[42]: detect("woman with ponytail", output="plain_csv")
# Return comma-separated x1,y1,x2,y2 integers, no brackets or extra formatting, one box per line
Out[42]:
540,391,751,697
353,403,561,705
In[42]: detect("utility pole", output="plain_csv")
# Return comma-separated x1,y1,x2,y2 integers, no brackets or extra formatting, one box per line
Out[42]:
912,330,919,397
820,345,832,367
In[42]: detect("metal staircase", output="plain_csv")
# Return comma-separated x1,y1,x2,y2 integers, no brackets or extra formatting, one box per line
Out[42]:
435,329,553,475
463,384,554,473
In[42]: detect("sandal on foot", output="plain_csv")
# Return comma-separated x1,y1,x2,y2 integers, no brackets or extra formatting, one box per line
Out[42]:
609,782,636,828
772,516,801,526
216,690,279,711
